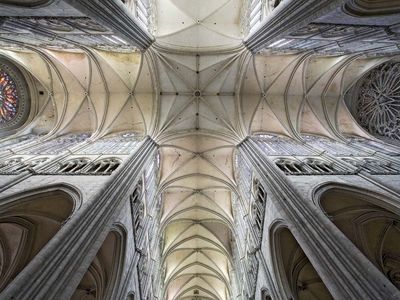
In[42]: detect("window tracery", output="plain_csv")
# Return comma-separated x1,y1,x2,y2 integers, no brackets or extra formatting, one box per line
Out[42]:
0,157,23,173
86,157,121,175
275,158,306,175
362,158,399,174
21,133,90,155
80,132,139,155
342,157,400,175
252,179,267,239
303,158,338,174
276,157,351,175
302,135,364,156
144,155,158,208
235,152,252,201
6,157,48,174
0,134,38,152
353,62,400,140
56,158,90,174
349,137,400,156
131,181,144,241
255,135,313,156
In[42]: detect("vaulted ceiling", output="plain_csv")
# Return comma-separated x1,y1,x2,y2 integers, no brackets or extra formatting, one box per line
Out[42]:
0,0,392,299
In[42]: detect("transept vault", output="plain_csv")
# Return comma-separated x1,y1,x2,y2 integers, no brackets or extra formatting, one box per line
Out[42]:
0,0,400,300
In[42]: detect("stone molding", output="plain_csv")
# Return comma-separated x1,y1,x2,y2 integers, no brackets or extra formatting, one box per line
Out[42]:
0,0,58,8
0,136,157,299
239,137,400,299
64,0,154,50
343,0,400,16
244,0,343,52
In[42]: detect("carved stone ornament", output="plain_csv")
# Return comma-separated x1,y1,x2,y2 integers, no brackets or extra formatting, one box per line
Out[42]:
355,62,400,140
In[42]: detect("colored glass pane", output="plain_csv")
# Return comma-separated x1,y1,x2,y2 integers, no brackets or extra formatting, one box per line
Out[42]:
0,69,19,123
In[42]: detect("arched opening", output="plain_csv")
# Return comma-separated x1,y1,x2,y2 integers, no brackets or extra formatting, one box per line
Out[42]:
261,289,272,300
275,158,306,175
130,180,144,242
57,158,91,174
0,189,74,291
320,188,400,289
71,228,125,300
127,292,135,300
252,179,267,238
86,158,121,175
273,226,333,300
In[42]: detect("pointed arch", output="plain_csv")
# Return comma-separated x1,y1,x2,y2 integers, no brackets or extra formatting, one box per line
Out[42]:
0,186,78,292
315,184,400,290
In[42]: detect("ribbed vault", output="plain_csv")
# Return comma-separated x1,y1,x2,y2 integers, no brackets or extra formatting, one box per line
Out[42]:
0,1,395,298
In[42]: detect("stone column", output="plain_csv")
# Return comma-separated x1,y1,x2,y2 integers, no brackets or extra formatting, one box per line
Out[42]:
239,137,400,300
0,136,158,300
244,0,343,52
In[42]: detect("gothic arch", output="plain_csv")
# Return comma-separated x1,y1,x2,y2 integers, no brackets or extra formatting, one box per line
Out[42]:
315,185,400,290
270,221,333,300
71,225,127,300
261,288,272,300
0,187,76,292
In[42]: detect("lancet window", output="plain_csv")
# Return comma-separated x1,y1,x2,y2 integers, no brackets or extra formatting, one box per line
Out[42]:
276,157,350,175
0,157,23,173
275,158,306,175
11,157,48,173
350,137,400,156
86,157,121,175
235,152,252,201
252,179,267,239
342,157,400,175
144,154,158,209
56,158,90,174
255,134,313,156
246,251,259,295
80,132,139,155
131,181,144,241
0,134,37,153
21,133,90,155
303,135,364,156
303,158,341,174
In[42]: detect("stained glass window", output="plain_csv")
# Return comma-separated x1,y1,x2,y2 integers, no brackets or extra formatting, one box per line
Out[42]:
0,69,19,124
